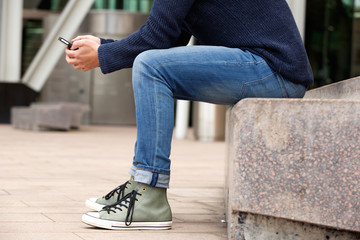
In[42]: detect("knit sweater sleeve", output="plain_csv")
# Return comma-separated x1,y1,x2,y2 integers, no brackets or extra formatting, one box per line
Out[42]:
100,38,115,44
98,0,196,74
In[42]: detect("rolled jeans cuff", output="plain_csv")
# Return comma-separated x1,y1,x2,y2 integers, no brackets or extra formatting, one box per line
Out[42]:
129,165,170,188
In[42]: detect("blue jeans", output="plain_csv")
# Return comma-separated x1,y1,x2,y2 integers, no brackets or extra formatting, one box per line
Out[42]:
129,46,306,188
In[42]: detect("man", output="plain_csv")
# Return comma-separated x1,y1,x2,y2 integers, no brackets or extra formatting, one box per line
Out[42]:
65,0,313,230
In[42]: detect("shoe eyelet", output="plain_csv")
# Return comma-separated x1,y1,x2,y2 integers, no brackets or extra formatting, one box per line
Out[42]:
142,188,146,191
139,193,143,197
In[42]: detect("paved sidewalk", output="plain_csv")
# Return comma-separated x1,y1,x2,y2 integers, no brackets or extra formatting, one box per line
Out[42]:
0,125,227,240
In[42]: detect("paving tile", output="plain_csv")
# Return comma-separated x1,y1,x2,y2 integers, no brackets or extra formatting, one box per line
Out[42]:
0,207,86,214
0,198,28,207
171,208,220,215
0,125,227,239
43,213,81,222
20,200,83,208
168,188,224,198
76,232,227,240
0,233,83,240
0,222,85,233
0,190,10,196
78,222,226,234
173,214,225,223
170,222,226,233
0,222,226,234
0,213,52,223
5,194,73,202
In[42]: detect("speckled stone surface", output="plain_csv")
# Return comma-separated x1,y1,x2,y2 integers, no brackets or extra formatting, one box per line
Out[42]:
226,98,360,239
305,76,360,99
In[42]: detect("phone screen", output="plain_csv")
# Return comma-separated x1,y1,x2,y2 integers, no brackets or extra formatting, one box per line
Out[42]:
58,37,73,49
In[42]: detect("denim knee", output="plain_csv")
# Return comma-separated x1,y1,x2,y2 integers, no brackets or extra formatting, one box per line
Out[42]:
132,50,160,86
134,50,154,67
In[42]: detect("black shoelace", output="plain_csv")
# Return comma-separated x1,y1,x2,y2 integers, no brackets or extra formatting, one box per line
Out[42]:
104,181,130,201
103,190,141,226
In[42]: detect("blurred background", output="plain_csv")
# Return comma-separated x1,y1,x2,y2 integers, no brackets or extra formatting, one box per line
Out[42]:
0,0,359,137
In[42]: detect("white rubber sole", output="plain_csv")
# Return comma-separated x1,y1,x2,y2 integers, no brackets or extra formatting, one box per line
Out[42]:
82,212,172,230
85,198,106,211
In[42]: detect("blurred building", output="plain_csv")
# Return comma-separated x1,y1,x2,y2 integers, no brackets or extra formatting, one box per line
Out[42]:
0,0,359,123
305,0,360,88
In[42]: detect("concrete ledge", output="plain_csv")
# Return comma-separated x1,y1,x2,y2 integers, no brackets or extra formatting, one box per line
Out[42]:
233,212,360,240
11,102,90,131
305,76,360,99
11,107,37,131
226,98,360,239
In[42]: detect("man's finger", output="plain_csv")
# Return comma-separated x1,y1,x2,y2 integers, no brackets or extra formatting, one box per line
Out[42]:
66,53,76,59
72,35,88,42
65,55,72,64
65,48,77,58
71,40,82,50
66,57,76,65
73,64,82,70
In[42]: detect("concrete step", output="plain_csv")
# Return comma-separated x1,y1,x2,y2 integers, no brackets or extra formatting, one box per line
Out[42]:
226,76,360,240
11,102,90,131
305,76,360,99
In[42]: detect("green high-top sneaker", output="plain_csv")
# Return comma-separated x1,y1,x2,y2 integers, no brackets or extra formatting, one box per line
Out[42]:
85,177,136,211
82,181,172,230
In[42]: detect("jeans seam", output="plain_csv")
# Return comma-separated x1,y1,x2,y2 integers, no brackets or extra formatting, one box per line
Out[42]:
153,76,160,175
225,60,265,65
275,73,288,98
293,83,305,98
155,60,266,69
240,72,277,99
134,165,170,175
150,60,177,93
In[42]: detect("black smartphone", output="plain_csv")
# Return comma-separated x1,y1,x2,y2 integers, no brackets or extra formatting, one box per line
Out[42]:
58,37,73,49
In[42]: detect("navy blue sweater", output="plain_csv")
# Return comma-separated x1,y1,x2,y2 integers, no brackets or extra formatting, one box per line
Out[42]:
98,0,314,87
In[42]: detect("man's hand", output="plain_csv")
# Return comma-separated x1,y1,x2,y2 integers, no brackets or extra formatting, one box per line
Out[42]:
65,36,100,72
72,35,101,45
